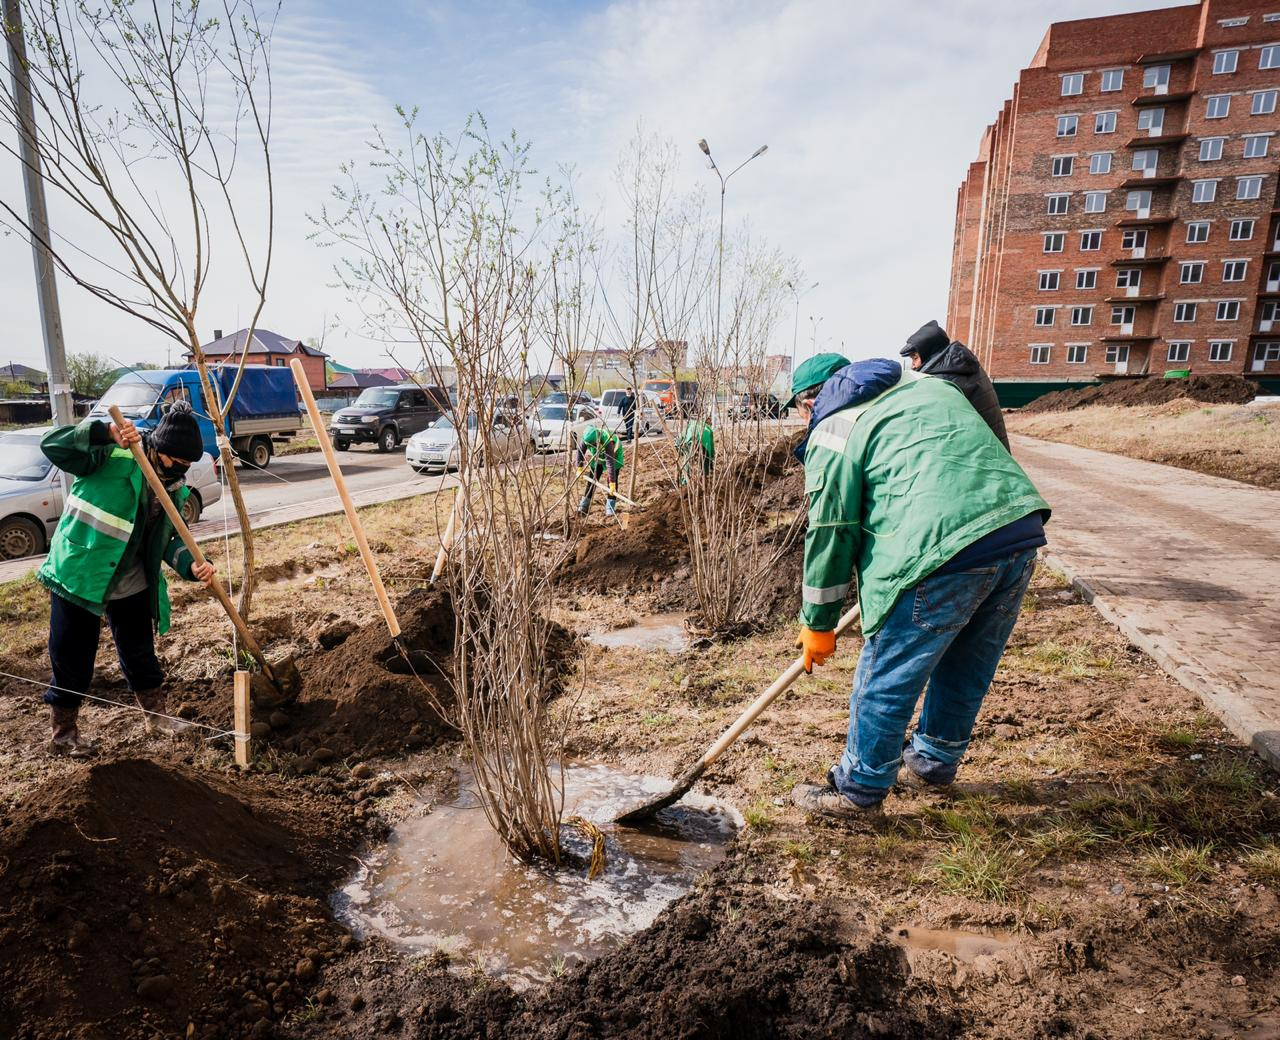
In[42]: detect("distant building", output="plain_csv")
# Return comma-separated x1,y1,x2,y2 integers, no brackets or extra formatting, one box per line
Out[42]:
187,328,328,392
949,0,1280,391
328,371,394,390
0,363,47,390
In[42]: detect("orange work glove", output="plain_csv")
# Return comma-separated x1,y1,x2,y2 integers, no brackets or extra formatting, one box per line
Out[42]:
796,627,836,673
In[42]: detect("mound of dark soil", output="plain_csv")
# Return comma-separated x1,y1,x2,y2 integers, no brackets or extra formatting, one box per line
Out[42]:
0,758,355,1039
555,490,689,596
1023,374,1257,413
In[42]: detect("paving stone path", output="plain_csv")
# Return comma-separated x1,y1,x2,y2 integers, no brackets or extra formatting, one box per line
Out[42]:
1014,434,1280,771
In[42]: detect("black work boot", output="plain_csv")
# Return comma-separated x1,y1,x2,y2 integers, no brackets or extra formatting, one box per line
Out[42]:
49,706,96,758
135,688,196,738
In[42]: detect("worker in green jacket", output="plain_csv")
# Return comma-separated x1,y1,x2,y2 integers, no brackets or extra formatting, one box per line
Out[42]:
675,419,715,484
37,402,216,757
786,354,1050,817
576,420,624,517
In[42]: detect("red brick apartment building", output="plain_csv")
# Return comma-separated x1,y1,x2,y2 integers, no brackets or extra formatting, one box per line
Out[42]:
948,0,1280,393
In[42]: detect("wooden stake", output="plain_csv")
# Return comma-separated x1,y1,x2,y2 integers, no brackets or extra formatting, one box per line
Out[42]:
429,492,460,584
234,669,251,767
289,360,401,638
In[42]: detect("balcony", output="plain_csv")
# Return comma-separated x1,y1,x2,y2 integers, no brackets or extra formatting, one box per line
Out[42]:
1120,175,1181,189
1115,213,1177,227
1123,133,1190,148
1104,294,1166,304
1132,92,1193,107
1137,49,1200,64
1102,333,1158,342
1109,255,1171,267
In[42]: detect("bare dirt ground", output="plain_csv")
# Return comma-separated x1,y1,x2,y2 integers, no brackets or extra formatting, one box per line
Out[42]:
1006,401,1280,490
0,441,1278,1038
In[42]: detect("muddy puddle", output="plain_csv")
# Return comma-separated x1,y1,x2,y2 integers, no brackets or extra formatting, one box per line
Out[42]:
334,763,741,988
895,925,1013,962
586,612,689,652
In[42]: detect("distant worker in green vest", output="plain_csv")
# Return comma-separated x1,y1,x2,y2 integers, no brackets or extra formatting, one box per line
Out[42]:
675,419,715,485
37,402,216,757
576,419,624,517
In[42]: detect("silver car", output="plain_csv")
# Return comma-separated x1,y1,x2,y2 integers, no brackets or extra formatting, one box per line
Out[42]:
0,427,222,561
405,413,532,473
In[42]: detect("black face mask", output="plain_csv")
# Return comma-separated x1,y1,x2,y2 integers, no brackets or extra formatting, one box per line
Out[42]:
157,458,190,482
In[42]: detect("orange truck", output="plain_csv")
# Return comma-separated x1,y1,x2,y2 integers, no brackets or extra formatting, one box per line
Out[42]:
642,378,699,418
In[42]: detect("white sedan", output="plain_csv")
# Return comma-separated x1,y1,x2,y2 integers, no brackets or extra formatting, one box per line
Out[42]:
529,403,603,453
405,413,532,474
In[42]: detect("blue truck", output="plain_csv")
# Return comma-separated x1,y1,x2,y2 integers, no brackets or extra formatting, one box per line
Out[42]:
88,365,302,468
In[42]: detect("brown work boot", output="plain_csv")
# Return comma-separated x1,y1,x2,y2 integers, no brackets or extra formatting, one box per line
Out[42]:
135,688,196,738
49,706,96,758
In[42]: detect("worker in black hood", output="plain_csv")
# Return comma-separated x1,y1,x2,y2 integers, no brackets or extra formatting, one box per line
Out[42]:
900,320,1009,451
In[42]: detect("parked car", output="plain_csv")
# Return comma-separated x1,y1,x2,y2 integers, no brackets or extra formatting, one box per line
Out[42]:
730,392,787,420
330,384,449,453
89,365,301,469
530,403,601,452
597,389,662,437
405,413,531,474
0,427,221,561
540,391,596,409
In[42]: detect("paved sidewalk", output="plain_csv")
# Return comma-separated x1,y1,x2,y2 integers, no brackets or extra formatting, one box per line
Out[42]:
1014,434,1280,771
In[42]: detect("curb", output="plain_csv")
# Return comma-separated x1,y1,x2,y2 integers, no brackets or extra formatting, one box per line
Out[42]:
1041,550,1280,773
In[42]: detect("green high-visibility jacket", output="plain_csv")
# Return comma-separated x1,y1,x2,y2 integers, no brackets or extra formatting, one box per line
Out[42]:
578,425,624,468
37,421,198,634
801,369,1050,636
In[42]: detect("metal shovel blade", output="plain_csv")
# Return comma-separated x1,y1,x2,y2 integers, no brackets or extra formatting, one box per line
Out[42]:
613,764,705,827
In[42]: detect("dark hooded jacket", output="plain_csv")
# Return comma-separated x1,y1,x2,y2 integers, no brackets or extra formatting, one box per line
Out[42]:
919,341,1009,450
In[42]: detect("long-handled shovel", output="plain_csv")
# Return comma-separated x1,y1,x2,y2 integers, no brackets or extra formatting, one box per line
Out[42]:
614,603,862,826
289,360,402,641
107,405,301,700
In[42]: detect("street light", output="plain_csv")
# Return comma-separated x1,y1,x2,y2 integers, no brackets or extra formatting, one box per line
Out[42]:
699,138,768,358
809,315,825,354
785,280,819,373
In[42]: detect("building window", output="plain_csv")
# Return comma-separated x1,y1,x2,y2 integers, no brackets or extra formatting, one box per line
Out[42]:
1084,191,1107,213
1051,155,1075,176
1167,342,1191,362
1057,114,1079,137
1216,300,1241,321
1061,73,1084,96
1266,14,1280,23
1213,49,1240,74
1080,230,1102,251
1075,269,1097,290
1254,90,1279,115
1046,193,1070,215
1186,221,1211,243
1229,218,1254,241
1100,68,1124,92
1206,95,1231,119
1126,190,1152,213
1071,306,1093,326
1111,305,1136,325
1173,302,1198,322
1220,16,1249,26
1258,342,1280,363
1105,344,1131,363
1181,261,1205,283
1137,108,1164,133
1116,269,1142,289
1238,175,1264,199
1264,302,1280,323
1223,260,1248,281
1199,137,1225,161
1094,111,1117,134
1143,65,1170,90
1039,270,1061,291
1066,344,1089,364
1123,229,1148,250
1262,44,1280,69
1272,260,1280,284
1244,134,1271,158
1089,152,1113,174
1044,232,1066,253
1209,341,1233,362
1029,344,1052,364
1192,179,1218,203
1132,148,1159,172
1034,307,1057,327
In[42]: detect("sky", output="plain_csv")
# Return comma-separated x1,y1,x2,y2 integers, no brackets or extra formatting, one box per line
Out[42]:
1,0,1191,376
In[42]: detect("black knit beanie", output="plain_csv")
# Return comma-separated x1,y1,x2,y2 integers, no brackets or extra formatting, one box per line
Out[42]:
899,320,950,363
150,400,204,462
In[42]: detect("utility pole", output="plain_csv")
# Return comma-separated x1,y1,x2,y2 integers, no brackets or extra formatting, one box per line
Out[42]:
4,0,74,440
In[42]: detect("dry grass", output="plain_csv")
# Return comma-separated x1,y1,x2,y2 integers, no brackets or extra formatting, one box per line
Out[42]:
1007,402,1280,489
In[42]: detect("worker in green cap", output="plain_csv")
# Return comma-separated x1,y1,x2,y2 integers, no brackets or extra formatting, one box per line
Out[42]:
675,419,715,484
785,353,1050,817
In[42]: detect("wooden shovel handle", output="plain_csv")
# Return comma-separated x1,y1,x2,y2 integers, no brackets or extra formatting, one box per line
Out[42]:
289,360,400,639
695,604,862,771
105,405,273,679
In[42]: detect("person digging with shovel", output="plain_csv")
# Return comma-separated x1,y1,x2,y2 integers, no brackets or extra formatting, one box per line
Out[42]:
786,353,1050,816
37,402,216,757
576,419,624,518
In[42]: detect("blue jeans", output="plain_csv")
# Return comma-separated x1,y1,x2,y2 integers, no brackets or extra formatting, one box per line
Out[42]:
830,549,1037,799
